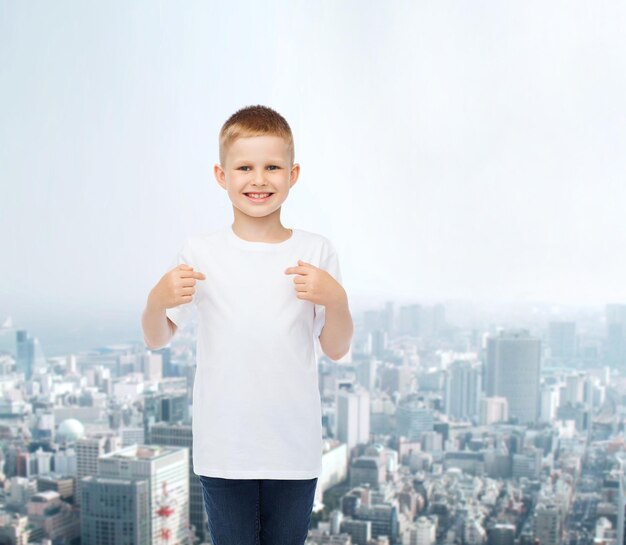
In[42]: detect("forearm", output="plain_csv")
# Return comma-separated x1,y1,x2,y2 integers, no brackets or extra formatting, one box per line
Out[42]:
319,290,353,360
142,294,173,350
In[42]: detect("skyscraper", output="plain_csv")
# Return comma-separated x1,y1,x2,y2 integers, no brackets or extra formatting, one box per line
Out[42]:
413,515,436,545
96,444,189,544
606,304,626,367
444,360,482,421
548,321,577,360
143,390,188,441
16,330,35,380
396,397,435,441
534,502,561,545
81,477,150,545
480,397,509,425
148,422,208,543
485,329,541,424
336,386,371,448
75,435,121,506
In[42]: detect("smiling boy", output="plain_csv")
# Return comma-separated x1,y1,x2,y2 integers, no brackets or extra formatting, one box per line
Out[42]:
142,104,353,544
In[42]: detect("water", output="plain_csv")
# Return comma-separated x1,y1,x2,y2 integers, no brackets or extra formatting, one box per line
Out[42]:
1,310,144,358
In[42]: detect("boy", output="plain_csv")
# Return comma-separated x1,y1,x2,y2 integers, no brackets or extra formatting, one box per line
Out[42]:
142,104,353,545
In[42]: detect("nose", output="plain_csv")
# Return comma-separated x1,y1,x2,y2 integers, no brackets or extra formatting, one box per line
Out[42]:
253,170,269,187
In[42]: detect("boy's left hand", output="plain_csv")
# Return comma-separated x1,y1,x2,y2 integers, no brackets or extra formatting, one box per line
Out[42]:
284,259,345,307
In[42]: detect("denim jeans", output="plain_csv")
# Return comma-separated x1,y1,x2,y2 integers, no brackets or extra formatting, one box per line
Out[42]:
198,475,318,545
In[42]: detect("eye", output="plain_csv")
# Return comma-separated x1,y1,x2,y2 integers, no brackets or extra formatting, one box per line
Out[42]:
237,165,280,171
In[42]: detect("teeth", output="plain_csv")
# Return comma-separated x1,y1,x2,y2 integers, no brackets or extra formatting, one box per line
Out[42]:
247,193,270,198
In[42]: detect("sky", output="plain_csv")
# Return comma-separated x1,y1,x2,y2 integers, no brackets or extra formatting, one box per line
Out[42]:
1,0,626,334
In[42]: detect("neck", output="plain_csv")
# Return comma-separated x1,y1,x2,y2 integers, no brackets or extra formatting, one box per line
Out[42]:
231,211,291,243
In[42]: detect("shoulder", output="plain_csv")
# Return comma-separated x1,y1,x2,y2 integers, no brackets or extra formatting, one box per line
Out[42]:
173,228,227,265
293,228,337,254
182,227,227,250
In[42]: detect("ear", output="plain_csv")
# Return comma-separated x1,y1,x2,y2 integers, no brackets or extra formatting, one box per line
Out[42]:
290,163,300,187
214,163,226,189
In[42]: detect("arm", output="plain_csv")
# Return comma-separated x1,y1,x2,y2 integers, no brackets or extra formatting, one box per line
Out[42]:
142,294,175,350
318,289,353,361
284,251,351,360
142,261,205,350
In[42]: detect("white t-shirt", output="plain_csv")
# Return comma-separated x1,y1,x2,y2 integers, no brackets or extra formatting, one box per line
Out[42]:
165,224,342,479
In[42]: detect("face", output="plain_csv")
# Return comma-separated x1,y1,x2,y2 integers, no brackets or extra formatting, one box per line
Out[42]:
214,135,300,219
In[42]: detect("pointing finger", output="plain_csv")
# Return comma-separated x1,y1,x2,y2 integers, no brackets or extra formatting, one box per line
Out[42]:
284,265,308,275
180,269,206,280
285,260,317,275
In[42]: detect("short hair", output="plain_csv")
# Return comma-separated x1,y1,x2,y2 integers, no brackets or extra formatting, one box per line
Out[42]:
218,104,295,168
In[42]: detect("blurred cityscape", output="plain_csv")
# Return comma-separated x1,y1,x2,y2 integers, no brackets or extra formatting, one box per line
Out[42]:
0,301,625,545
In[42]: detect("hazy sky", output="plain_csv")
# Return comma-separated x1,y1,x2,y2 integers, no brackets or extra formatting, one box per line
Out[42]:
2,0,626,328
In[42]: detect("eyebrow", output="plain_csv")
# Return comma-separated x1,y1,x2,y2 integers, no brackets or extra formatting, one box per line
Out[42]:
232,159,286,164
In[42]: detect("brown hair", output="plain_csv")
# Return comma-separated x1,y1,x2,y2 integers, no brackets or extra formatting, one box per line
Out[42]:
218,105,295,167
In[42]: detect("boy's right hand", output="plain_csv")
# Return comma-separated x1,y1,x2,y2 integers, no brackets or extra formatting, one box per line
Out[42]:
148,264,206,311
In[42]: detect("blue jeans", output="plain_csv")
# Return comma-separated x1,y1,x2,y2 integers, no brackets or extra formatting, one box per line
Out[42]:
198,475,318,545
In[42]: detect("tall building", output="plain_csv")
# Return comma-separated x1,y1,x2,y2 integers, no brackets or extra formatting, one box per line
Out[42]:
75,435,121,505
564,373,587,405
396,398,434,441
369,330,388,359
465,513,487,545
383,301,396,337
356,357,378,392
485,329,541,424
397,304,446,338
81,477,150,545
444,360,482,421
97,444,189,544
16,330,35,380
431,304,446,338
616,453,626,545
143,391,188,441
398,304,422,337
540,385,559,423
138,352,162,381
380,364,413,396
336,386,371,449
27,490,80,542
412,515,436,545
148,422,208,543
548,321,577,360
512,448,542,479
76,438,107,486
488,523,515,545
534,502,561,545
0,511,29,543
480,397,509,425
0,318,17,357
606,304,626,367
152,346,175,377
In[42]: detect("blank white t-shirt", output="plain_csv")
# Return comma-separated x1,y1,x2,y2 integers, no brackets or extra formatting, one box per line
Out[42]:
165,225,342,479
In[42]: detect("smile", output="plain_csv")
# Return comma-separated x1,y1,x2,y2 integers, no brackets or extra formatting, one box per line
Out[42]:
244,193,273,203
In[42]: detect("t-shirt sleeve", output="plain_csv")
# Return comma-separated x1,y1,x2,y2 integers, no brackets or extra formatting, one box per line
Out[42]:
165,240,199,330
313,243,343,338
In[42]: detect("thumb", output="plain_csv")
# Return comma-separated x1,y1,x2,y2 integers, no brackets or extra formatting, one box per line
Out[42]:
178,264,193,270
